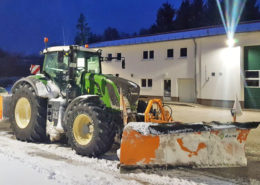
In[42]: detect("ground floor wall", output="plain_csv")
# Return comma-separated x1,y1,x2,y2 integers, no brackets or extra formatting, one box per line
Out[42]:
196,32,260,108
97,31,260,109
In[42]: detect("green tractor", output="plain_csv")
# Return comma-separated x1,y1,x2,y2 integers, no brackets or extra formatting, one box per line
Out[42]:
9,45,140,157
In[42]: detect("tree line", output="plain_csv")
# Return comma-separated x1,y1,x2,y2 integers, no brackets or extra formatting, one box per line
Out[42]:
0,49,42,77
75,0,260,45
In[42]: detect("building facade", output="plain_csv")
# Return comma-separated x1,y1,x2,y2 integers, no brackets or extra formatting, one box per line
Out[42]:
90,22,260,109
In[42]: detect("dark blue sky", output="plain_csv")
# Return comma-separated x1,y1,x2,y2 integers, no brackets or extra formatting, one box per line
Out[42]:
0,0,182,54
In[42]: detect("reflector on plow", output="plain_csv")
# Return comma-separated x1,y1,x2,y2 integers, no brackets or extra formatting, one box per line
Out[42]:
119,121,259,170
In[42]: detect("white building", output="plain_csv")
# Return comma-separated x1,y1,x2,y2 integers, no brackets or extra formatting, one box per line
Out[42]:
90,22,260,109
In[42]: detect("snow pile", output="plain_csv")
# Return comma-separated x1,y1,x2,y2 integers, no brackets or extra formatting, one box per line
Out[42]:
0,130,235,185
125,122,207,136
125,122,158,135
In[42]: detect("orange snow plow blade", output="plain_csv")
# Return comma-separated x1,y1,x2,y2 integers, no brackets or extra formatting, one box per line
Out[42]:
120,121,259,169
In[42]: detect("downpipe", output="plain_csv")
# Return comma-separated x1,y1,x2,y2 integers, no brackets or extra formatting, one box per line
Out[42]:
193,38,198,103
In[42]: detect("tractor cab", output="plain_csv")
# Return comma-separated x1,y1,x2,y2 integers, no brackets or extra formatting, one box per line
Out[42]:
42,46,102,92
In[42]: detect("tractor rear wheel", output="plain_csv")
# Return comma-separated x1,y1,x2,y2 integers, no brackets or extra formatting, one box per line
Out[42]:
10,83,47,142
66,101,116,157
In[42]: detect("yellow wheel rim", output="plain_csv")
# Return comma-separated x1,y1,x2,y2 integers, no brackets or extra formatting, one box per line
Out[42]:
73,114,94,146
15,97,31,129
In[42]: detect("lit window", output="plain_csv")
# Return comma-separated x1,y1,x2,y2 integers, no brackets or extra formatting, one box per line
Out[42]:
180,48,187,57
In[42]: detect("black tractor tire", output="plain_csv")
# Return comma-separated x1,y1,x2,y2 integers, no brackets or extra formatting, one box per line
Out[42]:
66,100,116,157
10,83,47,142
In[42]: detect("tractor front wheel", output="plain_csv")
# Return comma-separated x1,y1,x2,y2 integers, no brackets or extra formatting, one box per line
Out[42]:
10,83,47,142
66,101,115,157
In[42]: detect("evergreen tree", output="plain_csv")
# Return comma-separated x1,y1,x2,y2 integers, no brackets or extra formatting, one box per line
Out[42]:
241,0,260,21
190,0,205,28
88,33,103,43
74,13,90,45
154,2,176,33
0,49,8,58
149,24,159,34
174,0,192,30
205,0,222,26
103,27,119,41
139,28,150,35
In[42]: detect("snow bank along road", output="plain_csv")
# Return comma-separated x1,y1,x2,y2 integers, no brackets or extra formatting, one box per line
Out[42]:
0,103,260,185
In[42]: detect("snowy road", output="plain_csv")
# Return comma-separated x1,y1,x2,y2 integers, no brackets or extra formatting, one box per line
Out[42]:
0,120,258,185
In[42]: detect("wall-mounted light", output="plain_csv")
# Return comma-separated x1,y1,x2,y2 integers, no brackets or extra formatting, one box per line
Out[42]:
226,38,236,47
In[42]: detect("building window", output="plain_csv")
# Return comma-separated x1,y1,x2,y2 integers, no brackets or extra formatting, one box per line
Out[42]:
141,79,146,87
149,50,154,59
245,71,259,78
143,50,154,60
116,53,122,61
180,48,187,57
245,70,260,87
143,51,148,59
148,79,153,87
107,53,112,61
167,49,174,58
246,80,259,87
141,79,153,88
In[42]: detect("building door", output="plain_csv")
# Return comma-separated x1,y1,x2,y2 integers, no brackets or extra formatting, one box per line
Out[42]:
178,78,195,103
164,80,171,100
244,46,260,109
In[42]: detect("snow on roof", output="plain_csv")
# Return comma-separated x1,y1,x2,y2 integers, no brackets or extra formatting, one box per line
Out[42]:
89,21,260,48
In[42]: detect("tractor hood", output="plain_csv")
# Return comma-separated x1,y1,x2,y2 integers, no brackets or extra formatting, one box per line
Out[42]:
105,75,140,110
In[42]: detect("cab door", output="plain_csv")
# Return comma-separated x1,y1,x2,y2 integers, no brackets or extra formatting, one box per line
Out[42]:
43,51,68,91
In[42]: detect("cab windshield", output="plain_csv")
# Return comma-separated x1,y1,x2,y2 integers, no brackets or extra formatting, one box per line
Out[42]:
77,51,101,74
42,50,101,91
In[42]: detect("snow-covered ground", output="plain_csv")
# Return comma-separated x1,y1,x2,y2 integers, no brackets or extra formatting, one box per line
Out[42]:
0,129,237,185
0,103,259,185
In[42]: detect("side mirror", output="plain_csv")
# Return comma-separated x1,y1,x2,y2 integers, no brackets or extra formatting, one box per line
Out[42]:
122,59,125,69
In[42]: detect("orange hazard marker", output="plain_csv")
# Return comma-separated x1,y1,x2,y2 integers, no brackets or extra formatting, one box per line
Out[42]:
44,37,49,43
